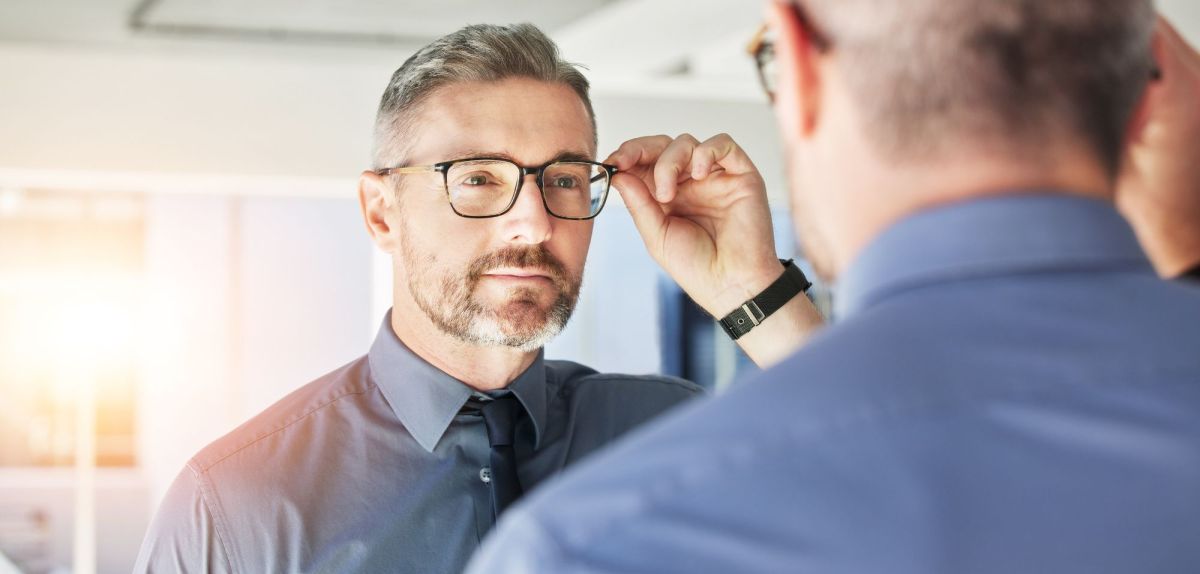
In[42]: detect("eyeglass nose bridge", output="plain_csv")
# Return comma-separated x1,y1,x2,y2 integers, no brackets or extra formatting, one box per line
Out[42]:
507,165,553,216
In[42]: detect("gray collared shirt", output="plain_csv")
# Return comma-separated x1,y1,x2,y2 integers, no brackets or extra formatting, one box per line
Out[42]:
133,313,702,573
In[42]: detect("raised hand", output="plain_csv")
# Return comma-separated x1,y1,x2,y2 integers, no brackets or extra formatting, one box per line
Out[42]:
606,133,824,366
1117,16,1200,278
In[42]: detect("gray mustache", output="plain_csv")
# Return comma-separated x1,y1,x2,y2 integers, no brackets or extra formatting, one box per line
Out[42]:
467,246,571,290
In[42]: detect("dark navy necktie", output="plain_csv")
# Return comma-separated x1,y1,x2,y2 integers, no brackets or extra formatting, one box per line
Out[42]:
480,395,525,518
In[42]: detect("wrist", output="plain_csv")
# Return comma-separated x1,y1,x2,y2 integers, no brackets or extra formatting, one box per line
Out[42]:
732,290,826,367
706,259,787,318
717,259,813,341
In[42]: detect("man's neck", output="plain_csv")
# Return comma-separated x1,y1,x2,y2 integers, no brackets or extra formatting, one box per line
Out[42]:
389,299,540,392
827,149,1112,280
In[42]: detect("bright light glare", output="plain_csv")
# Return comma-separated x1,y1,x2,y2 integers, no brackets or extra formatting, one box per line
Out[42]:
0,188,21,215
2,273,145,386
59,299,136,369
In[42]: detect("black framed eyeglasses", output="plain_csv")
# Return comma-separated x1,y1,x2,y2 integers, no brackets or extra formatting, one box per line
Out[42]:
376,158,618,220
746,3,831,103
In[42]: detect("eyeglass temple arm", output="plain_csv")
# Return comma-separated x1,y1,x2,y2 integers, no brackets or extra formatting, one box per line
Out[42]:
589,166,618,184
376,166,438,176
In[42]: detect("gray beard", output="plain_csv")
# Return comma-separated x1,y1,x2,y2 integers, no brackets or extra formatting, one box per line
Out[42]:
403,240,581,352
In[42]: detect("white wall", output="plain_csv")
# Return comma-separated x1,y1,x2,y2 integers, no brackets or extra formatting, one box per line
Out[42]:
0,41,781,190
235,196,373,415
138,194,372,509
140,194,240,506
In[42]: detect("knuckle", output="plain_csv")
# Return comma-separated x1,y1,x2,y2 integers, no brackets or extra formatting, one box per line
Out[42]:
646,135,671,148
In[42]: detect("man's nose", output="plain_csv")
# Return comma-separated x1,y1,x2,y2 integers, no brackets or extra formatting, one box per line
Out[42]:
501,174,553,245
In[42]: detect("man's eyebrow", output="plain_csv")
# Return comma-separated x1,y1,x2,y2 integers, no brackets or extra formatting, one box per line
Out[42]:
551,151,596,164
449,149,596,165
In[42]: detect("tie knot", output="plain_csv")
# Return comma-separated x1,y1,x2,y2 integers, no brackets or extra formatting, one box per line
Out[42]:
480,395,523,447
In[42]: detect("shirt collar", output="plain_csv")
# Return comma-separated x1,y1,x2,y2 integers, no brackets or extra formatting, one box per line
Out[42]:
505,352,549,450
834,193,1155,319
367,311,549,452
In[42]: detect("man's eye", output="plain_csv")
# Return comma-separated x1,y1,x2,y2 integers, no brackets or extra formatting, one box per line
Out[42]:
551,176,579,189
463,174,489,186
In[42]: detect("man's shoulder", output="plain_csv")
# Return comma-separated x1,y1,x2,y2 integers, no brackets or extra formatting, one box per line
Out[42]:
188,355,377,474
139,355,402,572
545,359,704,397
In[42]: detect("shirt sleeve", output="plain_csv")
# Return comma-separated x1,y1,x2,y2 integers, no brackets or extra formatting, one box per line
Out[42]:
133,465,235,574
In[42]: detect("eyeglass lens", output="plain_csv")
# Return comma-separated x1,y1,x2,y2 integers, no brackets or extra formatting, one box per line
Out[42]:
445,160,609,218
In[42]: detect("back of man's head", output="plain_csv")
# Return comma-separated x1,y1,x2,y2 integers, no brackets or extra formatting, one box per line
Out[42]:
808,0,1155,176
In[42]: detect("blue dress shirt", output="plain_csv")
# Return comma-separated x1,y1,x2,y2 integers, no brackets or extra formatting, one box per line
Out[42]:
134,313,701,573
469,194,1200,574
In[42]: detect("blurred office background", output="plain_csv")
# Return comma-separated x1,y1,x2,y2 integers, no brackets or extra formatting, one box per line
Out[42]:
1,1,1197,572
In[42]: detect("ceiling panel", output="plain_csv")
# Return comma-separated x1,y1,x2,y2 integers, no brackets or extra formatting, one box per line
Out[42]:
134,0,616,43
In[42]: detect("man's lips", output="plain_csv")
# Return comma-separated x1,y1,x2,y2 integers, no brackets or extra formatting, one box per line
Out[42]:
482,267,554,281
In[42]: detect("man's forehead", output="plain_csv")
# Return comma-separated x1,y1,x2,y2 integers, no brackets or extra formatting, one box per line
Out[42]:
439,147,596,165
405,78,596,165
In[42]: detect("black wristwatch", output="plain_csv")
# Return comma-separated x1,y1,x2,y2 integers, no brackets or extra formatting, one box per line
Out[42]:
718,259,812,340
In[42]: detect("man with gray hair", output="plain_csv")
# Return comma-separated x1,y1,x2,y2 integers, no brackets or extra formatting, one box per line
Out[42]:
133,22,820,573
471,1,1200,572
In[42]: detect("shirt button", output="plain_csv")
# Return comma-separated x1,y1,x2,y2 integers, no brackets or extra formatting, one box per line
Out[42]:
479,468,492,484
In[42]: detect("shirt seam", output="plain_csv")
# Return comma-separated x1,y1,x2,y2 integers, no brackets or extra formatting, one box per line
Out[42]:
551,376,705,409
567,375,703,394
185,461,238,573
192,383,374,473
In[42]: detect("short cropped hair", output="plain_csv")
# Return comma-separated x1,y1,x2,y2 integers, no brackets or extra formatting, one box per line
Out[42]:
806,0,1155,175
372,23,596,169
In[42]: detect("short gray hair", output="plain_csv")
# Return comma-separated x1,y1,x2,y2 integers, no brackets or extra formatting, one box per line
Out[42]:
372,23,596,169
807,0,1155,175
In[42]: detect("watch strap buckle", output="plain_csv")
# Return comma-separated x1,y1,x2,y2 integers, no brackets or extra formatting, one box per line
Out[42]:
741,301,765,326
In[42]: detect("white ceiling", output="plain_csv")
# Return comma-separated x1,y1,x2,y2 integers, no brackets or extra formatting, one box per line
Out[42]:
132,0,617,44
0,0,765,100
